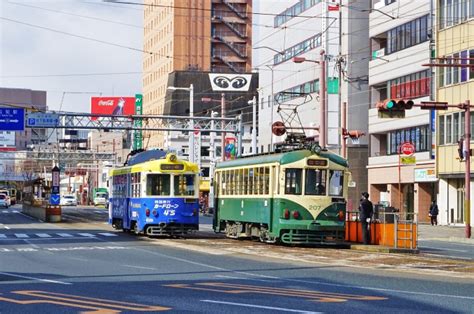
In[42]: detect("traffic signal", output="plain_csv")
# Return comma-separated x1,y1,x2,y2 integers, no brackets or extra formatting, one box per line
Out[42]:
376,99,414,118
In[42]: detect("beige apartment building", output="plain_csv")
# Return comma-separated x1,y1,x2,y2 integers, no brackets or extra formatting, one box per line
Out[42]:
143,0,253,148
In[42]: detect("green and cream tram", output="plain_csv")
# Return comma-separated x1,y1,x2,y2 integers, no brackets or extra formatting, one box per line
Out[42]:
213,149,350,245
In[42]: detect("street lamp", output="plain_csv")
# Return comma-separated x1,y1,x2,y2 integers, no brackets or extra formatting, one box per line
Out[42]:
168,84,194,163
292,50,327,148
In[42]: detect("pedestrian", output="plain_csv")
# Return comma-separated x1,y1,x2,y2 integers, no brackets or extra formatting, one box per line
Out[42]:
359,192,373,245
429,200,439,226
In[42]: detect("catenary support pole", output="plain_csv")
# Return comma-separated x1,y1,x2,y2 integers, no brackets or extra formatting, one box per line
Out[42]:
320,50,326,149
221,93,226,161
189,84,195,163
465,100,471,238
342,101,347,159
252,96,257,154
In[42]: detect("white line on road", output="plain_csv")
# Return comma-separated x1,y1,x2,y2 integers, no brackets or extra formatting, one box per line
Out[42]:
121,265,156,270
201,300,322,314
0,234,6,238
4,226,10,230
78,233,95,237
11,210,18,213
2,210,8,213
98,233,118,237
15,233,29,238
0,272,71,285
56,233,73,237
36,233,52,238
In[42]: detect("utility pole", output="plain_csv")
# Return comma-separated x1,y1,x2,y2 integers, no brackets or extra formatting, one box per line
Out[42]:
209,111,218,211
464,100,471,239
248,96,257,154
320,49,327,148
221,93,226,161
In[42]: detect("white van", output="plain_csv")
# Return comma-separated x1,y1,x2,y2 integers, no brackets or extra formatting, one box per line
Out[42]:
0,190,11,207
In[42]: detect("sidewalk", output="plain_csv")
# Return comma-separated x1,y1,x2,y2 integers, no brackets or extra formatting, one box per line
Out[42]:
418,223,474,244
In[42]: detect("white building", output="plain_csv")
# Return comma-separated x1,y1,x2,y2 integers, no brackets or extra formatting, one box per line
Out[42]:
254,0,370,208
367,0,435,220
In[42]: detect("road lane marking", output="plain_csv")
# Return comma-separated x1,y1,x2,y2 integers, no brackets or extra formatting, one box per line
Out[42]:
0,290,171,312
56,233,73,237
420,246,468,253
0,234,6,238
121,265,157,270
11,210,18,213
0,272,70,285
14,234,28,238
98,233,118,237
165,282,387,303
36,233,52,238
77,233,95,237
2,210,8,213
201,300,321,313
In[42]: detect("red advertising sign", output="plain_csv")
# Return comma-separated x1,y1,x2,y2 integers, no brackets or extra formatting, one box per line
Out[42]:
400,142,415,156
91,97,135,120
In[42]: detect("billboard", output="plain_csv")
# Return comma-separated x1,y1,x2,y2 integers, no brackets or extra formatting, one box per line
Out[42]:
90,97,135,120
0,131,15,150
209,74,252,92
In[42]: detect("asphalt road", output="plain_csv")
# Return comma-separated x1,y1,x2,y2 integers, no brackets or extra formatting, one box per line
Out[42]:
0,205,473,313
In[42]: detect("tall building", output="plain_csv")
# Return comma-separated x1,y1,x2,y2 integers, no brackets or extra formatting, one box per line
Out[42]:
435,0,474,227
368,0,434,219
143,0,253,148
254,0,370,209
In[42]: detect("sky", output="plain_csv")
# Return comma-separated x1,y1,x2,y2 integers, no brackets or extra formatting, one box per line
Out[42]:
0,0,143,113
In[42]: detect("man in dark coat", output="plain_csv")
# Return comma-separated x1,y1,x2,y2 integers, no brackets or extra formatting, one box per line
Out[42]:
429,200,439,226
359,192,373,245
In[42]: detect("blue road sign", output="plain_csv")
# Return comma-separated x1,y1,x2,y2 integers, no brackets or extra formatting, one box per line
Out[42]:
50,194,60,205
0,107,25,131
26,112,59,128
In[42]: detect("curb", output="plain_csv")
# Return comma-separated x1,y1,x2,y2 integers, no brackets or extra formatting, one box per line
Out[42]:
350,244,419,254
419,237,474,244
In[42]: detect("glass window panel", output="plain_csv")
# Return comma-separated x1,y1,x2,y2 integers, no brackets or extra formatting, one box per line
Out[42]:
470,50,474,80
174,174,195,196
446,57,453,85
462,0,468,20
454,0,460,24
405,22,412,47
440,0,445,29
471,112,474,140
147,174,170,196
328,170,344,197
447,0,453,27
416,127,421,151
439,116,445,145
453,112,460,141
447,115,452,143
420,15,428,42
471,0,474,17
304,169,326,196
453,53,460,84
285,169,302,195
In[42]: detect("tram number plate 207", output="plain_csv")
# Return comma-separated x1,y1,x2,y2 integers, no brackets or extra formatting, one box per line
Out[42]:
309,205,321,211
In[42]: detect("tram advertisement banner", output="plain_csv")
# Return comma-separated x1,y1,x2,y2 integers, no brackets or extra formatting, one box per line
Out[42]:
90,97,135,120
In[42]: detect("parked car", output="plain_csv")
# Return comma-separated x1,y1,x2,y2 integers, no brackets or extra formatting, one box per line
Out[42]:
61,195,77,206
93,192,108,207
0,190,11,207
0,194,8,208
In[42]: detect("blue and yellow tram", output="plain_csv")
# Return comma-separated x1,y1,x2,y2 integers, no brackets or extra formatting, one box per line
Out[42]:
109,152,200,235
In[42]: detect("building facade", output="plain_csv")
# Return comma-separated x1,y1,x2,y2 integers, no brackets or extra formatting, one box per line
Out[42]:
254,0,370,209
142,0,253,148
368,0,435,221
436,0,474,228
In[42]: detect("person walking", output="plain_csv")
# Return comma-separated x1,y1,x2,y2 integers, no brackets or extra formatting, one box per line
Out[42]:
359,192,374,245
429,200,439,226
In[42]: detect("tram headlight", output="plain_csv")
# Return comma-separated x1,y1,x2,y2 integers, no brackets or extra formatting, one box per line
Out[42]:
283,209,290,219
152,209,158,217
292,210,300,219
145,208,150,217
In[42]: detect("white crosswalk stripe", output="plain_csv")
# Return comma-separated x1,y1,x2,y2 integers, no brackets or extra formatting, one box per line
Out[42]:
97,233,118,237
15,234,29,238
0,234,6,238
2,210,8,213
56,233,73,237
11,210,18,213
77,233,95,237
36,233,52,238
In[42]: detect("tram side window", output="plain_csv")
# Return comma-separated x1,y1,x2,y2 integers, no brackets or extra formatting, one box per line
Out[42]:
285,169,302,195
174,174,195,196
305,169,327,196
147,174,170,196
329,170,344,197
131,173,141,197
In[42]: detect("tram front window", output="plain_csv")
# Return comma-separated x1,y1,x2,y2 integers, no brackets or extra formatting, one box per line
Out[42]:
147,174,170,196
329,170,344,196
174,174,196,196
285,169,302,195
305,169,327,196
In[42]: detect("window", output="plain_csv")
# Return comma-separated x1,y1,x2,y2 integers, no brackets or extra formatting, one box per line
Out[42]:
387,125,431,154
174,174,195,196
285,169,302,195
273,33,321,65
380,15,429,55
147,174,170,196
453,112,460,141
453,53,460,84
329,170,344,197
305,169,326,196
446,115,452,143
274,0,321,27
390,70,431,99
439,116,445,145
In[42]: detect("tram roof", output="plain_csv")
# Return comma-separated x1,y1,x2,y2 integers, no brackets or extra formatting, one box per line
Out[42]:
110,158,199,176
216,149,348,169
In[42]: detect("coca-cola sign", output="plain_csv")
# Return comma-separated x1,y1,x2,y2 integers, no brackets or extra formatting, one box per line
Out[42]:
90,97,136,120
